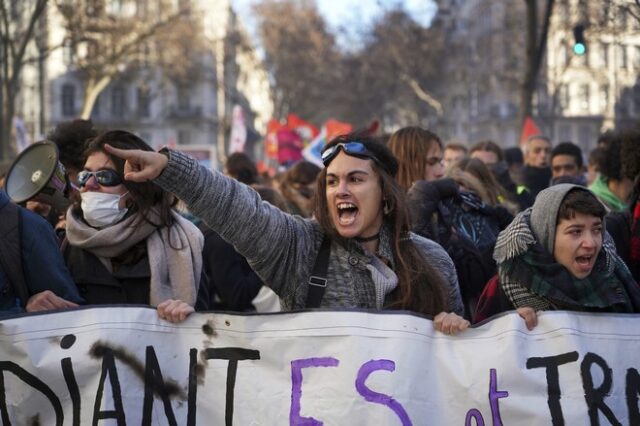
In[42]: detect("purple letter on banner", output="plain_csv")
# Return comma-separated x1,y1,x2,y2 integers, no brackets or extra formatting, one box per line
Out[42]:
290,357,340,426
355,360,412,426
489,368,508,426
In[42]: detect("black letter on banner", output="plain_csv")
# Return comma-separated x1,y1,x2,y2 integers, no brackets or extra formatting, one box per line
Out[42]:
626,368,640,425
0,361,64,426
92,348,126,426
142,346,178,426
581,352,621,426
526,351,579,426
204,347,261,426
62,358,81,426
187,348,199,426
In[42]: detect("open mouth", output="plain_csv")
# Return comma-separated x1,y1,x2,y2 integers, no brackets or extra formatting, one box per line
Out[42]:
575,255,594,269
337,202,358,226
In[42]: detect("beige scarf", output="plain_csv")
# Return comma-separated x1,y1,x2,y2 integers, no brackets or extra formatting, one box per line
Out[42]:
66,207,203,306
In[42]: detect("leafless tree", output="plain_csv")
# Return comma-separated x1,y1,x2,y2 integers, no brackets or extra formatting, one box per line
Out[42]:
520,0,555,128
0,0,47,160
55,0,204,119
252,0,341,124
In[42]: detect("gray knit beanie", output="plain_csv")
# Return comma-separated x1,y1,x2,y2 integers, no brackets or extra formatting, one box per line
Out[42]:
530,183,583,253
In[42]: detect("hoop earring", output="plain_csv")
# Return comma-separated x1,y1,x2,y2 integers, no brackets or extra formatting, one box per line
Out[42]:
383,199,392,215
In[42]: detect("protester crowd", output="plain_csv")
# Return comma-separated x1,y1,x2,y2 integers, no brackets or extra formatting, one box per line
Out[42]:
1,118,639,333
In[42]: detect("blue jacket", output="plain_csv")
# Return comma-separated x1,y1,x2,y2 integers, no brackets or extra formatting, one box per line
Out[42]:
0,191,82,315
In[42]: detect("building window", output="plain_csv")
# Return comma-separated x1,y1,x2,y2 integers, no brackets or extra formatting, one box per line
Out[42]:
62,39,74,66
177,86,190,110
635,46,640,68
618,7,628,30
600,42,609,67
61,84,75,117
579,84,590,111
137,87,150,118
619,45,627,69
600,85,609,112
111,86,125,118
599,0,611,25
559,84,570,110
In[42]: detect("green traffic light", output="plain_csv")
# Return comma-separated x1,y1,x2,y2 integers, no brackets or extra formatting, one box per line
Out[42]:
573,43,586,55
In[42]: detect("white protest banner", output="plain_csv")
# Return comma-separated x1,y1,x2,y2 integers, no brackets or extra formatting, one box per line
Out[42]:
0,307,639,425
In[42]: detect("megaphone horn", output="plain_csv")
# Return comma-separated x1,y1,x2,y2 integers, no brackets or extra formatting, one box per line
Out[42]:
4,141,71,212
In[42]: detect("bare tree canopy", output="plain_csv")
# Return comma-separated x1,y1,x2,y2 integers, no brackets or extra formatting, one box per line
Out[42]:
252,0,341,124
253,2,445,129
0,0,47,160
55,0,205,119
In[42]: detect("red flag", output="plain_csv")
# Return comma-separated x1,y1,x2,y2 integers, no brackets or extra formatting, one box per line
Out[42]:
287,113,319,141
324,119,353,141
520,116,541,146
265,119,284,159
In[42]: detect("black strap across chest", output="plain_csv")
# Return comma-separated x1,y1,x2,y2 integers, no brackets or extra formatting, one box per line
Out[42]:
305,236,331,308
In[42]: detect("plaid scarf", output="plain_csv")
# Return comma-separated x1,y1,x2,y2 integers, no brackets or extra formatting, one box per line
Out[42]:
494,209,640,312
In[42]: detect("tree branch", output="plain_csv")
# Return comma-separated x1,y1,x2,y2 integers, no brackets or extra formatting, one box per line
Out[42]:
400,74,443,116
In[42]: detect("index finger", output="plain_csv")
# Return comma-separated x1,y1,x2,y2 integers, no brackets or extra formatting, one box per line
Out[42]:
104,143,137,160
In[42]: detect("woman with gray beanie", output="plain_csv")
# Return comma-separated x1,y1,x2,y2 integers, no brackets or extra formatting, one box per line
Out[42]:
478,184,640,328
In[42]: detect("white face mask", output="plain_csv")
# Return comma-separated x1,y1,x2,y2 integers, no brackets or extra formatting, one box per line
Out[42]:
81,191,129,228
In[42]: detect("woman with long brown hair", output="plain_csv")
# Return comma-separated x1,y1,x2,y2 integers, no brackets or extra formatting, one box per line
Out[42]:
105,133,468,334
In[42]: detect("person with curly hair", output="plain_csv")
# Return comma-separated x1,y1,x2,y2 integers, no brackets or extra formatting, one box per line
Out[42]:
589,131,633,212
605,128,640,282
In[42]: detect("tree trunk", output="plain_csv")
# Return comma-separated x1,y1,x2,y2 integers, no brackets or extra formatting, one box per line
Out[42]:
519,0,555,132
80,76,112,119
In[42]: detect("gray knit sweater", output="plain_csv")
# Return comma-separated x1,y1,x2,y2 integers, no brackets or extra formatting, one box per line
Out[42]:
154,150,463,316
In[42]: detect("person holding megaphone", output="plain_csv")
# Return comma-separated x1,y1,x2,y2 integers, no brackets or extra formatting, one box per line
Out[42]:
62,130,209,322
0,188,82,316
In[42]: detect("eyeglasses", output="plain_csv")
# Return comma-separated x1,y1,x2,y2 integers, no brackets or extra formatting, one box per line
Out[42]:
321,142,379,167
77,169,122,188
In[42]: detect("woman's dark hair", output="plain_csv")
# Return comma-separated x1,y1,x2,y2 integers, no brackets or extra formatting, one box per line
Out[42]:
47,119,98,174
597,131,623,181
75,130,177,228
225,152,258,185
314,132,447,316
620,128,640,181
557,189,606,222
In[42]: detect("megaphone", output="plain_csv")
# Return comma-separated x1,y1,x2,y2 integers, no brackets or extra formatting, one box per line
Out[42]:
4,141,71,212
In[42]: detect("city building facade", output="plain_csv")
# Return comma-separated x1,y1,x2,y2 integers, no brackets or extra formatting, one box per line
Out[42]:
11,0,273,169
432,0,640,153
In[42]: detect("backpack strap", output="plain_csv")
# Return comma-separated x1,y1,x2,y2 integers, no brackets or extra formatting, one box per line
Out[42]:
305,235,331,308
0,202,30,306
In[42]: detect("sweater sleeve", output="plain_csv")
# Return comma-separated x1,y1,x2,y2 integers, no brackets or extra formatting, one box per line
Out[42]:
153,150,320,301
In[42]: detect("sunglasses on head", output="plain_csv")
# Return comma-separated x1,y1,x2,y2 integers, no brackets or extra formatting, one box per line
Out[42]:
321,142,379,167
77,169,122,188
